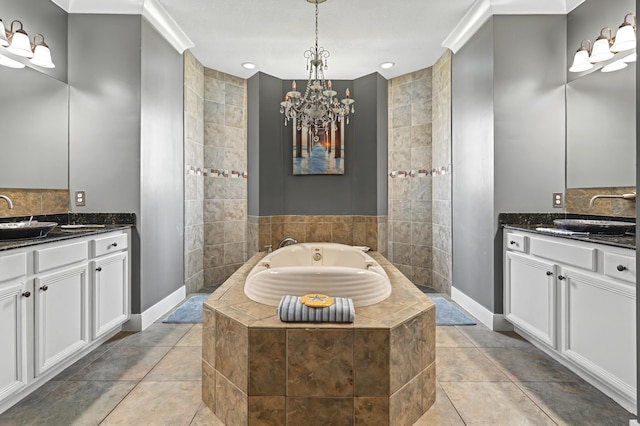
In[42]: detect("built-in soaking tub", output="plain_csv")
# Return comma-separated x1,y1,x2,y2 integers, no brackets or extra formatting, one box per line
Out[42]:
244,242,392,307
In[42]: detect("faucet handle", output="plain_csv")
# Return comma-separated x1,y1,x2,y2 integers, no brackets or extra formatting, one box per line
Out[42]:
264,244,273,253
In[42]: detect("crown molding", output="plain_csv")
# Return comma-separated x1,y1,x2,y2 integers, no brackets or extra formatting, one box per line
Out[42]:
441,0,492,54
142,0,194,53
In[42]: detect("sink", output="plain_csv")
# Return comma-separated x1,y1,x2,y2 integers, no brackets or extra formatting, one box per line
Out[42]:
0,221,58,240
553,219,635,235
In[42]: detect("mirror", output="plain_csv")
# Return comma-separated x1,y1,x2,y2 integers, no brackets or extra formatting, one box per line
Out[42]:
566,62,636,188
0,65,68,189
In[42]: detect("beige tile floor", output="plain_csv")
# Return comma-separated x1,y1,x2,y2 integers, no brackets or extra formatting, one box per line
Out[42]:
0,295,636,425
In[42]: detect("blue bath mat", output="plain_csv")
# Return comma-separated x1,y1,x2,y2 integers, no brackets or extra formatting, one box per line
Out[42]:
163,295,208,323
430,296,476,326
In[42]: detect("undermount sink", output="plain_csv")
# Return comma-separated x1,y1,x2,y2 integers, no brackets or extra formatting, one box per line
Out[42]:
0,221,58,240
553,219,635,235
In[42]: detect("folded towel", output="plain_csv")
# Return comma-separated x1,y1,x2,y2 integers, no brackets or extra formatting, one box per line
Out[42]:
535,227,589,236
277,295,355,323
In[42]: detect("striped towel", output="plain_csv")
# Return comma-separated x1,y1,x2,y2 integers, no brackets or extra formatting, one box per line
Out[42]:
277,295,355,323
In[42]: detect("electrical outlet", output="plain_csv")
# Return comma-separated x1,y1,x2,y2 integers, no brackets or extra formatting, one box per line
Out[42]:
552,192,563,208
75,191,86,206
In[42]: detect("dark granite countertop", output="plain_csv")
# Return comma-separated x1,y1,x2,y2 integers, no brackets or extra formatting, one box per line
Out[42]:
499,213,636,250
0,213,135,252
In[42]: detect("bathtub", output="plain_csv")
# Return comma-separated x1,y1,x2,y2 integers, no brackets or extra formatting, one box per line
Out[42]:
244,242,392,307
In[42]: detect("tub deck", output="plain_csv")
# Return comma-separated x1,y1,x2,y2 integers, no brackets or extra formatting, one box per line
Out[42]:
202,251,436,425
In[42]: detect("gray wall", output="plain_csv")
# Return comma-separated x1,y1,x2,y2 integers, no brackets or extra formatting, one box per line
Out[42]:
452,15,566,313
139,18,184,313
68,15,141,215
0,0,68,82
248,72,387,216
452,17,496,311
69,14,184,315
247,72,285,216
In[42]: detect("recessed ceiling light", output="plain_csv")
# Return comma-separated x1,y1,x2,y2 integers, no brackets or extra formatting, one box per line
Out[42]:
380,62,395,69
241,62,256,70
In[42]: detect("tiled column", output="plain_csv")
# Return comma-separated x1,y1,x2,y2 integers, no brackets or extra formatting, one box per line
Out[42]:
388,68,433,287
183,51,205,294
203,69,248,286
431,51,453,294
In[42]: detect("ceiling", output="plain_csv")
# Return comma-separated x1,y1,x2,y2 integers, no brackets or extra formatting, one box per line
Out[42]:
52,0,585,80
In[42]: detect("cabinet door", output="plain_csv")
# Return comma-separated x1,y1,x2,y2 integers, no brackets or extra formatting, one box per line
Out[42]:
92,252,129,340
559,268,636,399
0,282,29,401
505,251,557,348
35,265,89,376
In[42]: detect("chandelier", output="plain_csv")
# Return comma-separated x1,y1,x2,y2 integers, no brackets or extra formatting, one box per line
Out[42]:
280,0,354,133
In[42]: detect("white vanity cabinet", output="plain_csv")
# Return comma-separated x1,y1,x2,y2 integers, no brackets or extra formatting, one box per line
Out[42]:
0,228,130,415
91,233,129,340
33,241,90,376
504,229,636,413
0,252,29,403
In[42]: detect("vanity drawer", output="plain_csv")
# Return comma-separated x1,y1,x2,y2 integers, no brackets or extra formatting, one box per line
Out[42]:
505,233,527,253
0,252,27,282
530,237,596,271
92,233,128,258
603,252,636,284
35,241,88,273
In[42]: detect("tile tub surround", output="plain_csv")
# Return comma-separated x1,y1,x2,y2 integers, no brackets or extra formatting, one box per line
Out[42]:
247,215,387,258
202,252,436,425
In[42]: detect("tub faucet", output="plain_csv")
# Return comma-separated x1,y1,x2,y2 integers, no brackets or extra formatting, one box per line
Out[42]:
0,195,13,209
589,191,636,208
278,237,298,249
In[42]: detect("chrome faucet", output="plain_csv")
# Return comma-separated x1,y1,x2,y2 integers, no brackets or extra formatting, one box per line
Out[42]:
278,237,298,249
589,191,636,208
0,195,13,209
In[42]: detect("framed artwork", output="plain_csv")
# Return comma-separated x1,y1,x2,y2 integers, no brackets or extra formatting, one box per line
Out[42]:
292,120,345,175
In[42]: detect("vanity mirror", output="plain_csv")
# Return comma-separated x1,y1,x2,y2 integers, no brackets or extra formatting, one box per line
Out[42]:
0,64,68,189
565,62,635,188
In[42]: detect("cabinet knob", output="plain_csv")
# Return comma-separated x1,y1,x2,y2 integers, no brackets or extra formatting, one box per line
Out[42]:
22,291,31,298
546,271,553,276
110,242,118,248
558,275,565,280
509,240,517,245
40,285,48,291
616,265,627,272
96,267,102,272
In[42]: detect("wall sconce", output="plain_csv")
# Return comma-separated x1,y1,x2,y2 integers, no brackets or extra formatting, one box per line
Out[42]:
6,20,33,58
0,18,55,69
0,53,24,68
569,40,594,72
29,34,55,68
589,27,614,62
569,13,637,73
601,59,627,73
611,13,636,52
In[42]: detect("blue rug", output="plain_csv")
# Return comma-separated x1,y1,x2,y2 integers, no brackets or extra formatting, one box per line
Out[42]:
163,295,208,323
430,296,476,326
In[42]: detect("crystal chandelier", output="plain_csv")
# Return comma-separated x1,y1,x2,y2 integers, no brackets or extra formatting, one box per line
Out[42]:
280,0,354,133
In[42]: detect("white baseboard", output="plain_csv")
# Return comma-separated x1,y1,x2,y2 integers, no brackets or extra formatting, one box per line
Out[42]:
451,286,512,331
123,286,186,332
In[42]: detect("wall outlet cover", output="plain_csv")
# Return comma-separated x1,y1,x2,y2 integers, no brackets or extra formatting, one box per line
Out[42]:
552,192,563,208
75,191,86,206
